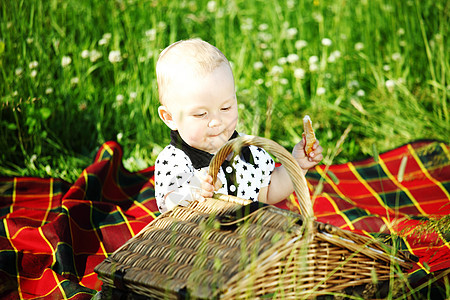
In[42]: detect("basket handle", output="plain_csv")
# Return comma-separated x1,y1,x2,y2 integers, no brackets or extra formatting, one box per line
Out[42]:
207,135,314,220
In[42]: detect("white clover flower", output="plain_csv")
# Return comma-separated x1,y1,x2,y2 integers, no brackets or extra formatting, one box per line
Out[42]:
385,79,395,92
240,18,254,31
383,65,391,71
287,0,295,9
207,1,216,12
30,70,37,78
145,28,157,41
263,49,273,59
309,64,318,72
108,50,122,63
277,57,287,65
158,21,167,29
61,56,72,67
257,32,272,42
130,91,137,99
392,53,402,61
15,67,23,76
287,53,299,63
117,132,123,142
70,77,80,85
308,55,319,64
259,43,268,49
328,50,341,63
45,87,54,94
103,33,112,40
286,27,298,39
354,42,364,51
89,50,102,62
253,61,264,70
321,38,332,47
280,78,289,85
12,91,18,96
255,78,264,85
116,94,124,103
26,37,34,44
312,12,323,22
397,28,405,35
399,40,407,47
295,40,308,50
356,89,365,97
293,68,305,79
316,87,326,95
270,65,284,75
98,38,108,46
29,61,39,69
258,23,269,31
347,80,359,89
81,50,90,59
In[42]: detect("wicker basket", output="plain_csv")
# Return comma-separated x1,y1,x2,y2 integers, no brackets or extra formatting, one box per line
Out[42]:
94,136,417,299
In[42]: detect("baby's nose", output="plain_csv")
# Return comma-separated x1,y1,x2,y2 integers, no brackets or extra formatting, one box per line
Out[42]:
208,117,222,128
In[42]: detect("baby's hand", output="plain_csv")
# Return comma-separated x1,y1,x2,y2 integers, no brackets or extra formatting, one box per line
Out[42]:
292,136,323,173
196,170,222,200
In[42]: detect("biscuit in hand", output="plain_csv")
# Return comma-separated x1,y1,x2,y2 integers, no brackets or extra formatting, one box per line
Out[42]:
302,115,316,156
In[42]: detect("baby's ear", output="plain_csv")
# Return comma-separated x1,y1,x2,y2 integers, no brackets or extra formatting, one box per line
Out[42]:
158,106,177,130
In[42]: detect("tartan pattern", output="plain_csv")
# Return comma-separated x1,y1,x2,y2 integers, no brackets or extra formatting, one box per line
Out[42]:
0,140,448,299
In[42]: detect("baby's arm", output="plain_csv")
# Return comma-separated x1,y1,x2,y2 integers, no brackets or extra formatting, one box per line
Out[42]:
262,136,323,204
155,147,203,212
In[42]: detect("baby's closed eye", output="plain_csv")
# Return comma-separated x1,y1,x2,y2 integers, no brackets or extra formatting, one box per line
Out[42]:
193,112,207,118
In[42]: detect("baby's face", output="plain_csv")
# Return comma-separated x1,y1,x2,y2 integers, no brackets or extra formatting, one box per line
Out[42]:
164,63,238,154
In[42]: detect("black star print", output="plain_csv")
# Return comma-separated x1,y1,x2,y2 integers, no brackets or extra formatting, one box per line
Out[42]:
254,187,259,194
247,181,252,187
166,171,171,176
243,165,247,171
254,164,259,169
257,148,263,152
163,160,168,165
176,175,182,179
169,182,175,186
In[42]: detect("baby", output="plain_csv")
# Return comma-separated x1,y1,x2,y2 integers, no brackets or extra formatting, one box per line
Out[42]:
154,38,323,213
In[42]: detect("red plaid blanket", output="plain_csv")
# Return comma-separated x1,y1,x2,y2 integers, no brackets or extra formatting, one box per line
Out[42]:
0,140,449,299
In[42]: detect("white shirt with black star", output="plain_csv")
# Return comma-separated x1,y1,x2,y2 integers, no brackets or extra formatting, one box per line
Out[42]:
154,134,275,213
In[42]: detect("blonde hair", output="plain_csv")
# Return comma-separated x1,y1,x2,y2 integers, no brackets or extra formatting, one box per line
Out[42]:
156,38,231,104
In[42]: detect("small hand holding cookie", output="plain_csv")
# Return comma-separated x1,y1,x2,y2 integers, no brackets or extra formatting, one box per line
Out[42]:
292,115,323,173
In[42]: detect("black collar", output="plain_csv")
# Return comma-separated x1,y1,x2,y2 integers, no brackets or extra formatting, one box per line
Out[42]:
170,130,253,169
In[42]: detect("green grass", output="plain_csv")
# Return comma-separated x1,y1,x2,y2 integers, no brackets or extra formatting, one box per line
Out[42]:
1,0,448,182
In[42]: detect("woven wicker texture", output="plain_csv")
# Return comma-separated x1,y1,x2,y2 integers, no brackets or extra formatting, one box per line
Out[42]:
95,136,417,299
